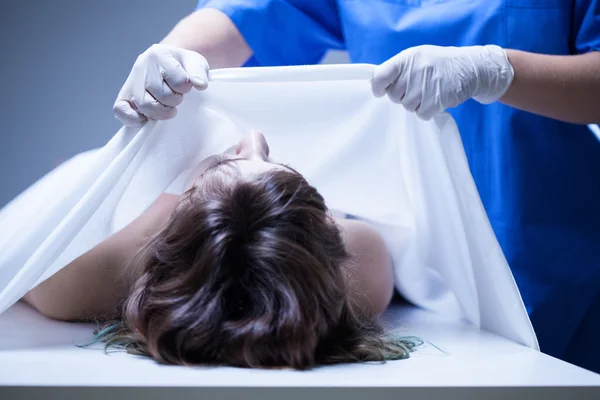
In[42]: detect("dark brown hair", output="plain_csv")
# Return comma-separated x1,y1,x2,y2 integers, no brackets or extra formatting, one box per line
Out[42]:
94,167,417,369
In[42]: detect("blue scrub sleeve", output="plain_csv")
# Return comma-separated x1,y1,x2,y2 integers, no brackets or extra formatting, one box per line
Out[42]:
195,0,344,66
572,0,600,53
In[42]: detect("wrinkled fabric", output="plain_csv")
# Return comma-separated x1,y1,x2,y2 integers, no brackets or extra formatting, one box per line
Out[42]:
199,0,600,370
0,65,536,349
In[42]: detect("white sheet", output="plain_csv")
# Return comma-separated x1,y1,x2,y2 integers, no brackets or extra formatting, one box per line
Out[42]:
0,64,536,349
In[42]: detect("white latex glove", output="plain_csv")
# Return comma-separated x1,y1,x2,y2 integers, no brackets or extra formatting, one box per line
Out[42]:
114,44,209,126
371,45,514,121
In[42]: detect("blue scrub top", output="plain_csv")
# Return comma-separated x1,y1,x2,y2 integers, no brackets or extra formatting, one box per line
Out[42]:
197,0,600,371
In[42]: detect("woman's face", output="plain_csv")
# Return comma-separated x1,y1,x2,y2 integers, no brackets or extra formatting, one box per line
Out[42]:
184,130,293,191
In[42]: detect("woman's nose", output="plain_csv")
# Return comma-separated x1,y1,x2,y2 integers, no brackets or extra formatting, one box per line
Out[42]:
236,130,270,160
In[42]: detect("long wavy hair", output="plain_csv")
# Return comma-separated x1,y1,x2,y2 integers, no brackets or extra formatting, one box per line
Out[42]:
89,166,418,369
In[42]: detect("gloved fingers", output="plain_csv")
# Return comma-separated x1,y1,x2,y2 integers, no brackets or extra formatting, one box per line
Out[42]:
414,82,442,121
136,91,178,120
415,104,438,121
371,56,401,98
145,75,184,108
158,54,194,95
400,59,425,113
178,51,209,91
400,88,421,113
386,76,407,104
113,99,147,127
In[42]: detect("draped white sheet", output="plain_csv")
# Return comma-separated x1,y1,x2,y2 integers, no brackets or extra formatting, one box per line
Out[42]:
0,64,538,350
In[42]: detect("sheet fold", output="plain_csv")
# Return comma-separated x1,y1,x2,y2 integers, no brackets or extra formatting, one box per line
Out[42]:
0,64,538,350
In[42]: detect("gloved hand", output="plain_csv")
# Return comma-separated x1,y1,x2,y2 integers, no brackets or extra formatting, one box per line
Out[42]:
114,44,210,126
371,45,514,120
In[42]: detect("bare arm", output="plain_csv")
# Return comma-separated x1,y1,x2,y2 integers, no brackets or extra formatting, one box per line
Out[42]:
21,200,393,320
22,194,180,321
500,50,600,124
161,8,252,69
336,218,395,316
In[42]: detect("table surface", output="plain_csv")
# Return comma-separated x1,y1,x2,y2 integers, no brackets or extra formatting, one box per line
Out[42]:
0,300,598,387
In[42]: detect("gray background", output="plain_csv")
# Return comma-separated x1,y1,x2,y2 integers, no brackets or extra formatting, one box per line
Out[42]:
0,0,197,207
0,0,350,208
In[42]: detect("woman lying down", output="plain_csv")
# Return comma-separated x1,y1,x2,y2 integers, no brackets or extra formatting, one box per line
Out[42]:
21,129,418,369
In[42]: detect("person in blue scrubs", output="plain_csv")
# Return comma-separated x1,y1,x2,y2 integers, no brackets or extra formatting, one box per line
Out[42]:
114,1,600,372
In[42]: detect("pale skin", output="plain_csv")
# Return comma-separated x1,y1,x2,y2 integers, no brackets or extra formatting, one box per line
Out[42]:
501,50,600,124
22,131,395,321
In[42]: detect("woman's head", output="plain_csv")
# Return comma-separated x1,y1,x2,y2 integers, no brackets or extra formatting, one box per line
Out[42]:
183,129,291,193
98,131,417,369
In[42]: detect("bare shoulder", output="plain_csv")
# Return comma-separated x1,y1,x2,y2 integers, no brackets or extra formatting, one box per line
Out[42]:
335,218,395,315
22,193,180,321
